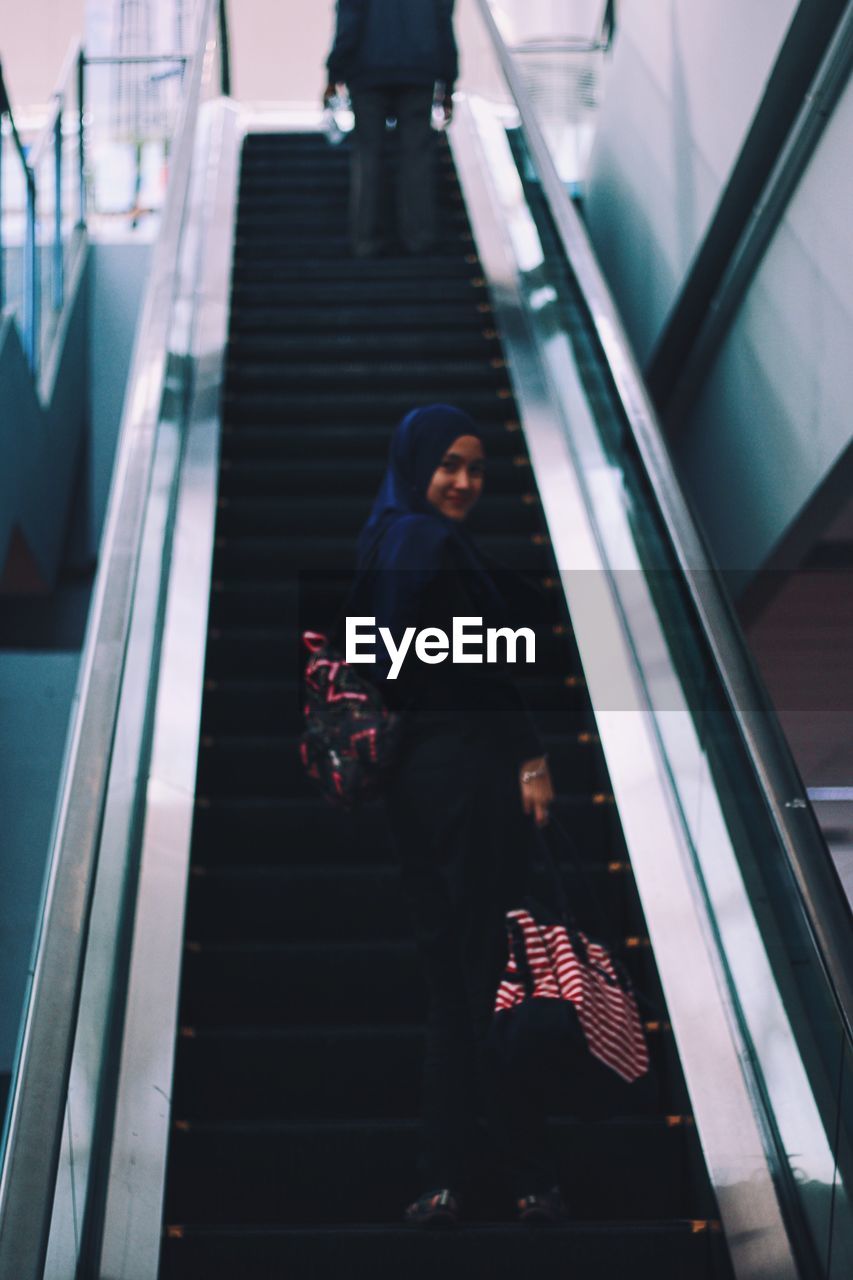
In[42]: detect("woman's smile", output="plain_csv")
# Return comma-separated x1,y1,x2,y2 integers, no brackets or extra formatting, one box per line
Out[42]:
426,434,485,520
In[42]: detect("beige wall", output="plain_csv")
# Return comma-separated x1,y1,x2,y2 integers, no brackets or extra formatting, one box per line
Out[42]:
0,0,86,109
229,0,338,103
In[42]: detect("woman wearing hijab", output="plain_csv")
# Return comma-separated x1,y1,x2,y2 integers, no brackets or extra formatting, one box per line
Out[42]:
349,404,565,1224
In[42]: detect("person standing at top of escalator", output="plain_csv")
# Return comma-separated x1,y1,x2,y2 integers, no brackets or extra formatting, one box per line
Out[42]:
323,0,458,257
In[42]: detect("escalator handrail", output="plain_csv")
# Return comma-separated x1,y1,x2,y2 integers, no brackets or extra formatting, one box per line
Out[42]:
473,0,853,1041
0,3,231,1276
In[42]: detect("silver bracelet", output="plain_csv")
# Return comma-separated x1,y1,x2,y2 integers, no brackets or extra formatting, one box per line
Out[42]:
521,759,547,784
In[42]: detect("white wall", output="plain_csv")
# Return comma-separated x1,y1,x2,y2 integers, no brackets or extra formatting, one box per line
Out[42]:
671,69,853,574
229,0,338,102
583,0,853,581
585,0,797,364
0,0,86,109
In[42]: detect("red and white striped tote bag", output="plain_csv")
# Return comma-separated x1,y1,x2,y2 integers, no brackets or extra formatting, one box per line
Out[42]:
495,907,650,1084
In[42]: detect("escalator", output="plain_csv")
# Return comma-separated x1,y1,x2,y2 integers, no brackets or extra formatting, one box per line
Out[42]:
2,7,850,1278
160,131,733,1279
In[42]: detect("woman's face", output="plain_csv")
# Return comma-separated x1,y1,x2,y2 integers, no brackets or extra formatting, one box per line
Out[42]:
425,434,485,521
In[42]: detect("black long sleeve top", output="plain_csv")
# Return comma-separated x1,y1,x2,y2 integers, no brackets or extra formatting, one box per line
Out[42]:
346,522,544,766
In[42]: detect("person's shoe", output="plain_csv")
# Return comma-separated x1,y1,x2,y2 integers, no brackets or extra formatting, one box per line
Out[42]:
515,1185,567,1224
404,1188,461,1227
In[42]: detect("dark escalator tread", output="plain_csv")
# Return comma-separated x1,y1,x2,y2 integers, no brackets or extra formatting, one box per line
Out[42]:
215,457,532,497
171,1022,681,1122
182,860,642,944
226,358,510,391
195,731,605,798
227,329,502,360
228,302,495,331
179,939,661,1028
189,794,624,868
200,674,587,733
165,1117,698,1224
161,1222,726,1280
230,276,482,306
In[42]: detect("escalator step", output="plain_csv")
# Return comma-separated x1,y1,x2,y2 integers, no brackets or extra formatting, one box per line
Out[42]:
165,1117,695,1224
188,794,623,868
194,731,604,799
179,939,660,1029
215,458,530,496
161,1222,725,1280
171,1021,682,1123
183,862,643,945
228,301,494,331
214,494,542,537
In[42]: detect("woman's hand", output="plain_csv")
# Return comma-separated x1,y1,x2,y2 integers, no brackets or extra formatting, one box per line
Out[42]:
519,755,554,828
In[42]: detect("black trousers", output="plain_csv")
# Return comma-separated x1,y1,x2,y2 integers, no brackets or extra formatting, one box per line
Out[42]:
348,85,436,256
383,718,557,1197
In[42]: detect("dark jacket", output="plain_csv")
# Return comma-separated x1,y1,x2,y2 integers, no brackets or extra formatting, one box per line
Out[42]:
327,0,458,90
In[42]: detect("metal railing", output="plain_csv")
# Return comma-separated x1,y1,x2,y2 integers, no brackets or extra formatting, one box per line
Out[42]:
0,53,76,376
0,0,231,384
0,2,230,1275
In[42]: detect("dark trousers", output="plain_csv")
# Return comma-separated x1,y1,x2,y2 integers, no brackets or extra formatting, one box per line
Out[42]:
348,85,436,256
384,719,557,1197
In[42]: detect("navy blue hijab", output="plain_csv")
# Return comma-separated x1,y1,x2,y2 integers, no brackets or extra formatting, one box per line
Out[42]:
354,404,509,638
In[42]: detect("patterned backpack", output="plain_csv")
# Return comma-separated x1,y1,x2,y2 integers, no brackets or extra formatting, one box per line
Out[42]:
299,625,403,809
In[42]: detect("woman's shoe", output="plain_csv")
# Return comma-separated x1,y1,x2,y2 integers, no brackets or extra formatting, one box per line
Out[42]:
404,1188,462,1226
515,1185,567,1224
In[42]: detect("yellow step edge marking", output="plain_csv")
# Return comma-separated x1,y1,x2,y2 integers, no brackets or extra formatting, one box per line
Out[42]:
174,1120,190,1133
521,493,536,504
166,1226,184,1240
185,941,202,954
180,1026,196,1039
592,792,615,805
625,936,651,949
477,302,492,314
531,532,549,545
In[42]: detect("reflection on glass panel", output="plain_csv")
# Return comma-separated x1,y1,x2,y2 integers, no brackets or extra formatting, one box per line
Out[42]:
501,114,853,1278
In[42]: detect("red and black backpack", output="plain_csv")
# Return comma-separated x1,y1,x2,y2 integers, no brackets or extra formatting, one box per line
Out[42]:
299,629,403,809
